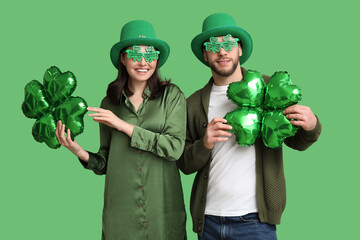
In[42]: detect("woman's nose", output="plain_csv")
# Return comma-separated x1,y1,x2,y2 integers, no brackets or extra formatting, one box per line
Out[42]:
139,56,147,65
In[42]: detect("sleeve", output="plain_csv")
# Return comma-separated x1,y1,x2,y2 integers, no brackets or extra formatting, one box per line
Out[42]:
177,92,212,175
177,130,212,175
130,87,186,161
284,115,322,151
78,100,111,175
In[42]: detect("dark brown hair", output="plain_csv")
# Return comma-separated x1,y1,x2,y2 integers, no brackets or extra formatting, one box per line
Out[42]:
106,53,170,104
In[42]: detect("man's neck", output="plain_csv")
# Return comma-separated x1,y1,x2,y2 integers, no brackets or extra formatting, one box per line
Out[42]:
212,65,243,86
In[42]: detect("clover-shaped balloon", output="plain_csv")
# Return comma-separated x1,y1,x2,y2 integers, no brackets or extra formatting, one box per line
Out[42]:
224,70,302,148
21,66,88,149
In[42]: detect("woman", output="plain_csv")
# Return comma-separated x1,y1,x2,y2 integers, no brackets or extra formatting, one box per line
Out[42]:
55,20,187,240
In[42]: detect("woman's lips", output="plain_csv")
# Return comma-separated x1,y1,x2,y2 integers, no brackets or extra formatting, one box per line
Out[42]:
135,68,149,73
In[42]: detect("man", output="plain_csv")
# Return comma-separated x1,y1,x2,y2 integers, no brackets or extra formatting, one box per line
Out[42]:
178,13,322,240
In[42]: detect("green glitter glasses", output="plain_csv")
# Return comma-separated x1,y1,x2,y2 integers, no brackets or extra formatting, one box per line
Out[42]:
203,34,240,53
125,45,160,63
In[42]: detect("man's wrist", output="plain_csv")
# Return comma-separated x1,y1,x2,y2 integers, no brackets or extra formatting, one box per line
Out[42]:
203,137,214,150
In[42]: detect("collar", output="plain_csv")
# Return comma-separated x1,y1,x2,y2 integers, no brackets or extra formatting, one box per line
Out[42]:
142,86,151,98
120,85,151,104
200,67,248,116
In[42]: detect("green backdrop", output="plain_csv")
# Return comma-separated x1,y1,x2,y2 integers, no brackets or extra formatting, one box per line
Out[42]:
2,0,358,239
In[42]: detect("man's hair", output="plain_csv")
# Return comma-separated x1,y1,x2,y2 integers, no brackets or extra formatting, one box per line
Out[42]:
106,51,170,104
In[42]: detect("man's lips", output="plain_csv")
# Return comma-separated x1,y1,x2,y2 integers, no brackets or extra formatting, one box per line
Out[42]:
216,59,231,65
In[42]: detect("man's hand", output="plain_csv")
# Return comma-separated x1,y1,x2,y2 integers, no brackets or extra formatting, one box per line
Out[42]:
283,105,317,131
204,118,232,150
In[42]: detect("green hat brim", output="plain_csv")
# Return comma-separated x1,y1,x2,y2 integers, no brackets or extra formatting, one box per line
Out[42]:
191,26,253,67
110,38,170,69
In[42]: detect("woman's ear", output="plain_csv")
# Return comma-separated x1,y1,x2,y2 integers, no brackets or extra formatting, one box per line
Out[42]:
120,53,126,65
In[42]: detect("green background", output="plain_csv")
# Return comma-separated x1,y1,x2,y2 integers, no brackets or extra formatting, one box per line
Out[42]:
1,0,358,239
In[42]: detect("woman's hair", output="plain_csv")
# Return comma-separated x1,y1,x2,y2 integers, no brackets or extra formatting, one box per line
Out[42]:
106,52,170,104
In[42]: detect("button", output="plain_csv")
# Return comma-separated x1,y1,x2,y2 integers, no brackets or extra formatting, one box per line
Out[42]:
145,146,149,150
141,204,145,209
143,221,147,227
198,220,202,224
140,186,144,191
139,168,143,172
134,143,138,147
202,122,207,128
198,226,201,232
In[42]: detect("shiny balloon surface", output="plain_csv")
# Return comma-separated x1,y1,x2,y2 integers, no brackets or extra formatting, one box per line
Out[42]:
225,107,262,147
225,70,301,148
22,66,88,149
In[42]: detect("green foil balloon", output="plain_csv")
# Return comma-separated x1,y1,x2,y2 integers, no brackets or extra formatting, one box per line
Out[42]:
21,80,50,119
225,107,262,146
264,71,302,109
22,66,88,149
32,112,60,149
261,110,298,148
54,97,87,137
43,66,77,104
227,70,266,107
225,70,302,148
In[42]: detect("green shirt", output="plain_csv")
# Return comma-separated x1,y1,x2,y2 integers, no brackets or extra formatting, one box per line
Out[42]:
82,84,187,240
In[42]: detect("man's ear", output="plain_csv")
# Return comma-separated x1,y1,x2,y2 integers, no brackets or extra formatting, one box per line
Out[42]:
238,45,243,57
203,50,208,62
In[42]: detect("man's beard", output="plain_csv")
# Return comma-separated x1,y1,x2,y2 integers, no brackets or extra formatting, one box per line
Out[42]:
208,57,239,77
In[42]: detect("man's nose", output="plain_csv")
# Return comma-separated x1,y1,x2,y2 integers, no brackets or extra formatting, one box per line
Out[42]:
218,46,227,56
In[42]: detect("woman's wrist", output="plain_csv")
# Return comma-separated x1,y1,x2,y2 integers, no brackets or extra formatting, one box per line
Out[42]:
117,120,134,138
73,148,89,162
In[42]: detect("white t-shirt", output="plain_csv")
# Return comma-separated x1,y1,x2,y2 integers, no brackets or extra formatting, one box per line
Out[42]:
205,83,258,217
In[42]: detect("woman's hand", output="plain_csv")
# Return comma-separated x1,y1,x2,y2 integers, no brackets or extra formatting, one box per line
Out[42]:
87,107,134,137
55,120,89,161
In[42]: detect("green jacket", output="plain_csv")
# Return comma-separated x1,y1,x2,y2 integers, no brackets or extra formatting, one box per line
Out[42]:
177,69,322,235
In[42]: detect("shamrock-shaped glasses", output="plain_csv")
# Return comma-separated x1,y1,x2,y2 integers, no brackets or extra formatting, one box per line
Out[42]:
204,34,239,53
125,45,160,63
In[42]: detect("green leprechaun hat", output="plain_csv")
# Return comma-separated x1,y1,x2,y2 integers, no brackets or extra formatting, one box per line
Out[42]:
110,20,170,69
191,13,253,66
